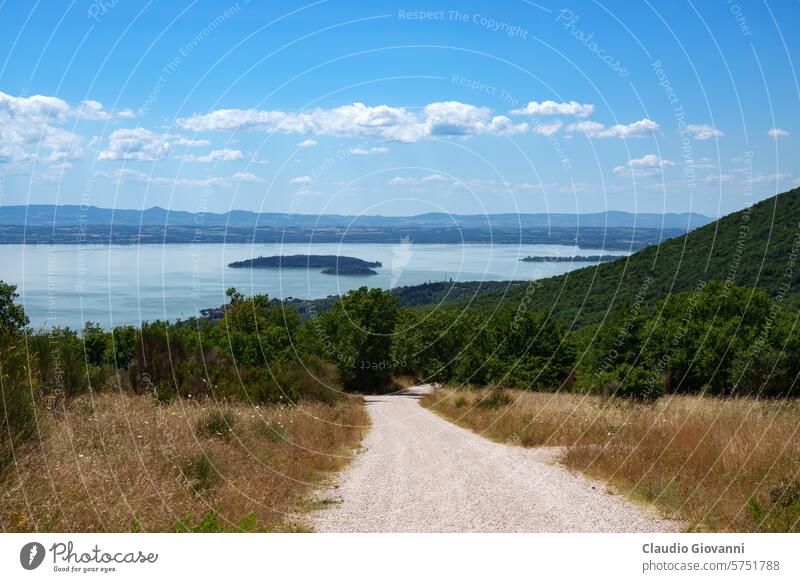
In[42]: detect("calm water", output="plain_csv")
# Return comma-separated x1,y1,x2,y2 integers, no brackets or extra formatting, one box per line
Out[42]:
0,243,629,329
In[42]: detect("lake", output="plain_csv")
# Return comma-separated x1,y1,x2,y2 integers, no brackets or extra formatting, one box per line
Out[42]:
0,243,629,329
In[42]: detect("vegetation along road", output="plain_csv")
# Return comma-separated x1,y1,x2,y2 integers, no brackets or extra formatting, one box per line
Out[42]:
311,385,679,533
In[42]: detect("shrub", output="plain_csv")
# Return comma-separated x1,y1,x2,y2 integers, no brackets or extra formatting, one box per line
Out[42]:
180,454,221,492
476,387,512,409
195,409,236,439
0,344,36,470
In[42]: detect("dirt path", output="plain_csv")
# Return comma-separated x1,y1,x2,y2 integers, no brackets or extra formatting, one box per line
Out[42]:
310,384,679,532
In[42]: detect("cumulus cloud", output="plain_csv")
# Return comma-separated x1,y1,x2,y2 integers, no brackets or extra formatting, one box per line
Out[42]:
0,90,104,166
289,175,313,185
510,100,594,117
567,118,659,138
686,124,724,140
117,108,137,119
176,101,529,142
613,154,674,177
98,130,214,161
768,127,789,138
297,139,317,148
75,99,111,121
181,149,244,162
98,128,171,161
532,121,563,136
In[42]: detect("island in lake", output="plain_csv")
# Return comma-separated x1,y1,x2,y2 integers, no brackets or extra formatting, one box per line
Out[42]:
228,254,382,275
520,255,621,263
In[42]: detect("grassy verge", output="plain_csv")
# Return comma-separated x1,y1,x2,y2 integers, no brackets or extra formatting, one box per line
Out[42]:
422,386,800,532
1,392,367,532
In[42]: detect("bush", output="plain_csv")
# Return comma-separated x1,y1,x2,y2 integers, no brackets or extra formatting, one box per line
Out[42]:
180,454,221,492
195,409,236,439
0,344,37,470
594,363,662,400
476,387,512,409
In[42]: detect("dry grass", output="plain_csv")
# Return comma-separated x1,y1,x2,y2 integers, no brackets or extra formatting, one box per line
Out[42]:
423,386,800,532
0,392,368,532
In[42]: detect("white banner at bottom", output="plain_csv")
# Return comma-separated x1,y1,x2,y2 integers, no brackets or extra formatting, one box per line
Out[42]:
1,533,797,581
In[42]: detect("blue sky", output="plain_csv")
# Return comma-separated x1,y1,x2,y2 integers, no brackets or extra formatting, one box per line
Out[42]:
0,0,797,217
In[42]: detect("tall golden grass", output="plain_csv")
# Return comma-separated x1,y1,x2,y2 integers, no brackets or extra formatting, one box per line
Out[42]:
1,392,367,532
423,386,800,532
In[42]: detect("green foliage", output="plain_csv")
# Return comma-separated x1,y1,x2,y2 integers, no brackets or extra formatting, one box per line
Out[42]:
0,342,36,469
592,363,661,400
171,508,260,533
322,287,399,391
195,409,236,439
180,454,221,492
488,308,574,390
447,187,800,326
0,283,35,471
475,387,512,409
0,282,28,343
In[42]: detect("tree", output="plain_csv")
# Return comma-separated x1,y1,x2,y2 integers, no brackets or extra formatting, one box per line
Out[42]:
0,281,33,470
324,287,398,391
0,282,28,343
487,308,575,390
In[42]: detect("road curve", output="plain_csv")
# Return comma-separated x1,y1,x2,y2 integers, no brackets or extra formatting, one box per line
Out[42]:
310,384,680,532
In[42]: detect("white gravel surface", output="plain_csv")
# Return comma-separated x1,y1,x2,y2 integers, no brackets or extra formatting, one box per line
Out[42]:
310,384,681,532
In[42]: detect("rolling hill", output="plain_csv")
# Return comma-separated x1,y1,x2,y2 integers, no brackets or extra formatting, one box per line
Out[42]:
449,187,800,326
0,204,712,229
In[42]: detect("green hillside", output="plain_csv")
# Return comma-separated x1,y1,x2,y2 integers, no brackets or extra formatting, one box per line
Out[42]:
455,187,800,326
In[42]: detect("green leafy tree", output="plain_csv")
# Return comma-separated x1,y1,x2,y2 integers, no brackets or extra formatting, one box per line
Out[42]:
487,308,575,390
324,287,398,391
0,282,34,470
0,282,28,344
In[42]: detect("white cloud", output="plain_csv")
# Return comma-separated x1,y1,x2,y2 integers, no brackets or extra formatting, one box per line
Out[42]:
420,174,449,183
768,128,789,138
98,131,215,161
176,101,529,142
613,154,674,177
230,171,265,184
181,149,244,162
348,146,390,155
75,99,111,121
568,118,659,138
173,137,211,147
511,100,594,117
686,124,724,140
693,157,717,169
97,168,264,187
751,173,793,184
532,120,563,136
702,174,736,183
297,139,317,148
289,175,313,185
0,90,97,166
98,128,171,161
117,108,137,119
388,176,416,186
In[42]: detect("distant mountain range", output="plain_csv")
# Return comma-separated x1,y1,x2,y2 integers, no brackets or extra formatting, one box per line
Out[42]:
0,205,713,230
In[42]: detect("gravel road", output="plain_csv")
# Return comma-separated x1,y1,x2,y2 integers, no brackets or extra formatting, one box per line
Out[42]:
310,385,680,532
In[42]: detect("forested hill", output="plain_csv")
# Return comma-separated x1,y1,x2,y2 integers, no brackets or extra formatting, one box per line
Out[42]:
454,187,800,326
